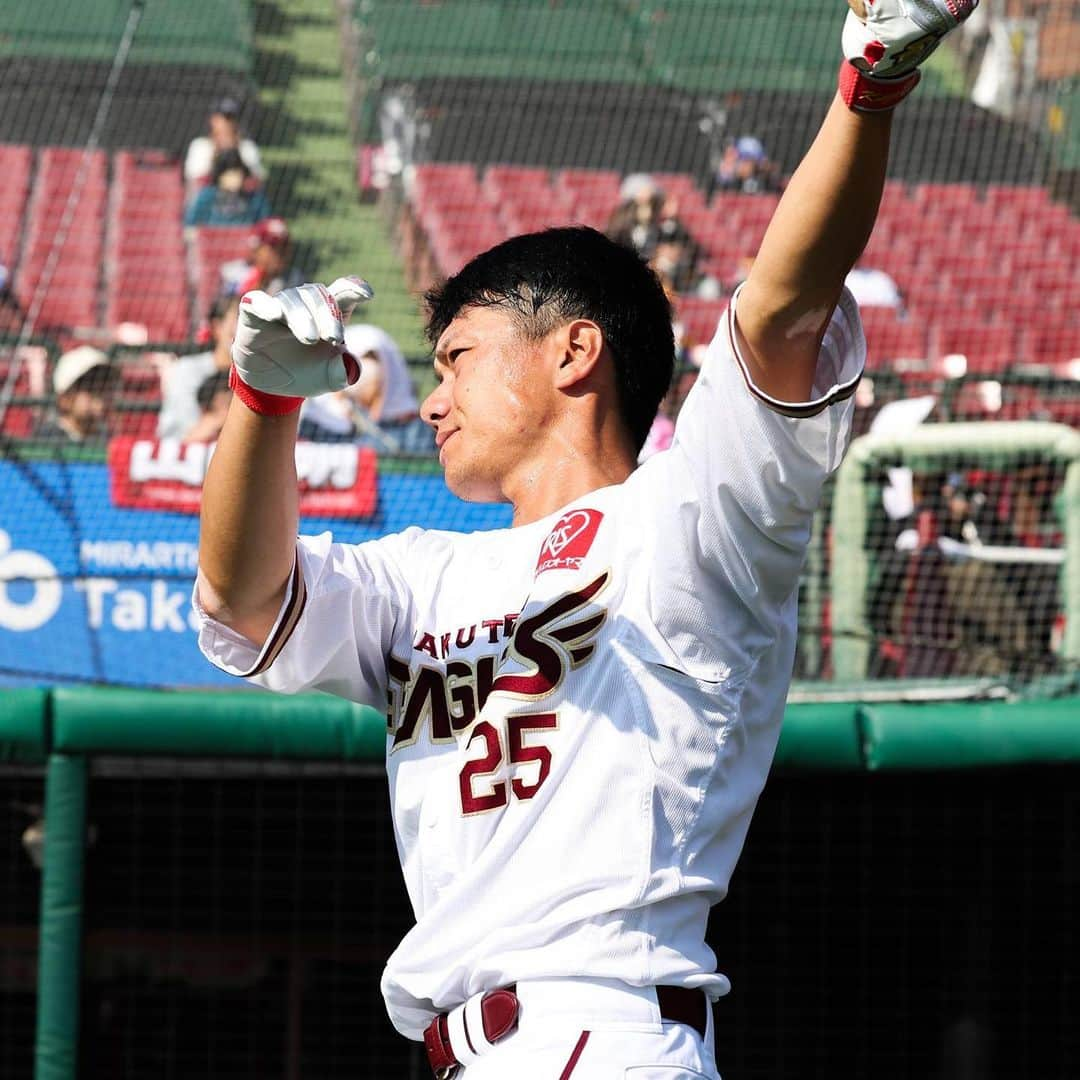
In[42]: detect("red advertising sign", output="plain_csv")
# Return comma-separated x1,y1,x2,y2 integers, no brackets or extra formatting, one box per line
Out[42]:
107,437,378,518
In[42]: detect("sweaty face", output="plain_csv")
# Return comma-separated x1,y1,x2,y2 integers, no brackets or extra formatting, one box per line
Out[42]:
421,306,552,503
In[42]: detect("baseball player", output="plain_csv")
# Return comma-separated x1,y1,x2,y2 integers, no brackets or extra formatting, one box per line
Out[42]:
195,2,976,1075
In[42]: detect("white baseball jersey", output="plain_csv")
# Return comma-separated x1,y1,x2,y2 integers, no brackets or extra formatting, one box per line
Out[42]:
195,287,865,1041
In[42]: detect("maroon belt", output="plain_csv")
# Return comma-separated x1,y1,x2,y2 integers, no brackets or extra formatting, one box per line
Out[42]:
423,985,708,1076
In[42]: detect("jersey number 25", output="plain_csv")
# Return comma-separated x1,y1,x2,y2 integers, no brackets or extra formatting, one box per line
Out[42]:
459,713,558,815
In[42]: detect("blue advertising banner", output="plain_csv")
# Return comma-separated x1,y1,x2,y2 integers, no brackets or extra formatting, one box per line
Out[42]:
0,458,511,688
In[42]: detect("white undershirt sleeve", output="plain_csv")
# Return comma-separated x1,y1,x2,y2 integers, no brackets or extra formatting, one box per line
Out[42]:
193,528,417,707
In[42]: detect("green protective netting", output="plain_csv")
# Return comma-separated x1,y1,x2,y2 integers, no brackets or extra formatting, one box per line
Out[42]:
0,0,255,72
0,0,1077,692
353,0,963,95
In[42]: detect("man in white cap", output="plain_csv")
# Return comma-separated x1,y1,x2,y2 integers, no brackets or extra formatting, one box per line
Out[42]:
33,345,118,443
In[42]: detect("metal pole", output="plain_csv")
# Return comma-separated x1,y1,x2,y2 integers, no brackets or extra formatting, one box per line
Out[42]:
34,753,88,1080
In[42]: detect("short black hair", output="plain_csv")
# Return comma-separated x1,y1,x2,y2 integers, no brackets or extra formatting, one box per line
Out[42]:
425,227,674,452
212,149,250,183
207,293,240,323
196,370,232,412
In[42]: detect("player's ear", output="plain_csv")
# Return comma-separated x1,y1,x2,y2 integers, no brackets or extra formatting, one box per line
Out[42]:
553,319,605,390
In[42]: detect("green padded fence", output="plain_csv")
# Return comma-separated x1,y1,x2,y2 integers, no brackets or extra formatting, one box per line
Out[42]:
33,754,86,1080
6,688,1080,769
49,687,386,761
0,0,255,72
0,689,49,763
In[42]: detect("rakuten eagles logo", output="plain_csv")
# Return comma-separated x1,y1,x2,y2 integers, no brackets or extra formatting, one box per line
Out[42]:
0,530,62,631
535,508,603,576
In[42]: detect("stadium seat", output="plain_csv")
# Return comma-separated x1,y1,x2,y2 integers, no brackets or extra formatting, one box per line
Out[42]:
934,322,1019,373
482,165,552,205
982,184,1052,214
107,295,190,342
860,311,928,369
0,219,22,266
1029,325,1079,366
676,297,726,346
555,169,621,206
190,226,252,302
110,408,160,439
1,406,35,439
30,289,99,332
911,182,977,209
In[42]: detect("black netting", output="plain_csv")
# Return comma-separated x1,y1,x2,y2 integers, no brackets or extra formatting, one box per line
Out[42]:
7,763,1055,1078
80,761,420,1079
0,767,46,1080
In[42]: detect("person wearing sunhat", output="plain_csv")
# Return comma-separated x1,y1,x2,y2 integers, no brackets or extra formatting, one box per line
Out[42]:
184,96,264,201
32,345,119,443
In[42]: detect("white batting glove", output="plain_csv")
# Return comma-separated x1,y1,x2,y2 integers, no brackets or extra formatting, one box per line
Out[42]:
230,276,374,415
840,0,978,112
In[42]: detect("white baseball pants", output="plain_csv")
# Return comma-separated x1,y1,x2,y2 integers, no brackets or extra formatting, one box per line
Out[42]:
454,977,722,1079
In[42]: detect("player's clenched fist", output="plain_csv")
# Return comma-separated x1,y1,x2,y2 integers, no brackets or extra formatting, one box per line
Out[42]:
840,0,978,112
229,276,375,415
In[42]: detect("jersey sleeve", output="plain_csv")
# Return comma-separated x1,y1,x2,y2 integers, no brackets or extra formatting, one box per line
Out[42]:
634,286,864,675
193,529,417,706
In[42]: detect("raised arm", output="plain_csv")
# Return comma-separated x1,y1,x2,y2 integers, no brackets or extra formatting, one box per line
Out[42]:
196,402,302,645
736,0,977,403
196,278,372,646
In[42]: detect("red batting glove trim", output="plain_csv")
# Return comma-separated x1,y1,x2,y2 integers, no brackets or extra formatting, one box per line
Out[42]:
228,364,304,416
838,60,920,112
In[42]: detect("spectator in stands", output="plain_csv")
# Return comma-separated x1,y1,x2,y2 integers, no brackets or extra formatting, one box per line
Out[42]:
606,174,664,259
184,149,272,227
845,266,905,310
220,217,306,297
710,135,783,196
184,97,264,200
650,224,703,296
0,264,25,333
33,346,118,443
607,176,701,282
183,370,233,444
157,295,238,440
300,324,434,454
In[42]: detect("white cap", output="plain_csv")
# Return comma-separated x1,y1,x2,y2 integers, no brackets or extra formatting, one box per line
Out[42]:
619,173,657,202
53,346,113,395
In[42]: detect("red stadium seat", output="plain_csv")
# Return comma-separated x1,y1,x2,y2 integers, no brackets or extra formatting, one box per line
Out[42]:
110,409,160,439
860,311,928,368
676,297,726,347
934,322,1019,373
1,406,35,439
107,295,191,342
982,184,1052,214
555,169,621,206
0,220,22,265
30,289,99,331
910,182,977,209
1029,325,1079,366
